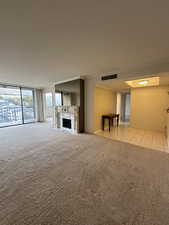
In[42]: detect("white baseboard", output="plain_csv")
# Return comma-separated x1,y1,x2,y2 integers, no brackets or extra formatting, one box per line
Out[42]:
94,126,109,134
94,129,102,134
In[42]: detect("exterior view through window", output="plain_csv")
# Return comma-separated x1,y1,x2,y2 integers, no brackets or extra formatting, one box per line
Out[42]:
45,93,53,120
0,85,35,127
45,92,62,121
55,92,62,106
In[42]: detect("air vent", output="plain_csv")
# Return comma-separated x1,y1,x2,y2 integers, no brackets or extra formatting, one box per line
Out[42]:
101,74,118,81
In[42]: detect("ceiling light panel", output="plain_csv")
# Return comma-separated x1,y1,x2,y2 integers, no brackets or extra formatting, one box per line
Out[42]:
125,77,160,88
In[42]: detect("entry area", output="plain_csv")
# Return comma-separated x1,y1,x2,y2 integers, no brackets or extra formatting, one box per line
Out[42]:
97,125,168,152
94,75,169,152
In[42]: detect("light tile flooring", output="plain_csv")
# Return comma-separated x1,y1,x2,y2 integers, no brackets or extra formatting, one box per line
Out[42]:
96,124,169,153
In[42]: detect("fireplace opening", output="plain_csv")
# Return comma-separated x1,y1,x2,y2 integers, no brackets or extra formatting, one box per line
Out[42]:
62,118,71,129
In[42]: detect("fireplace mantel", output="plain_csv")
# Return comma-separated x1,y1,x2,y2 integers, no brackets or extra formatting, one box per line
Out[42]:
55,106,79,133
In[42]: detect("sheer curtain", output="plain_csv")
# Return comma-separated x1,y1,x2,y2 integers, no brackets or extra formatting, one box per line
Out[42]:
35,89,45,122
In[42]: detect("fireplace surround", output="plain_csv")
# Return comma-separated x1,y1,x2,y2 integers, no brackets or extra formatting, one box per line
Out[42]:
54,79,84,133
62,118,71,129
55,106,79,133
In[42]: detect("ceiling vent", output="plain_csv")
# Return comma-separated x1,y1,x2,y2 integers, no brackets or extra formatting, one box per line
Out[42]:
101,74,118,81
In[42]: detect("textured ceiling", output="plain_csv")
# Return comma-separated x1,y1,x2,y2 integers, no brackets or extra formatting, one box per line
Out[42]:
0,0,169,87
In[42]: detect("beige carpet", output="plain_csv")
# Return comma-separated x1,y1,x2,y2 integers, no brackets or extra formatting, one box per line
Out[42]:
0,123,169,225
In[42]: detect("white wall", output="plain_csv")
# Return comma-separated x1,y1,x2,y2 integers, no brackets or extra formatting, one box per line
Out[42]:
125,93,131,121
94,87,116,132
84,78,95,133
167,114,169,148
131,86,169,132
116,92,121,115
84,79,117,133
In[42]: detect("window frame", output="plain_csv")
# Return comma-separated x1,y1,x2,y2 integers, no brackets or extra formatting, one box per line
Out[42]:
0,83,36,128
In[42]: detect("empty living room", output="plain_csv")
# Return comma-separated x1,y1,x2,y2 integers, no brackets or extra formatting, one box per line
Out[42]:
1,1,169,225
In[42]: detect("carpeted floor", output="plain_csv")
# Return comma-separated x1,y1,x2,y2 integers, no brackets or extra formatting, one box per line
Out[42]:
0,123,169,225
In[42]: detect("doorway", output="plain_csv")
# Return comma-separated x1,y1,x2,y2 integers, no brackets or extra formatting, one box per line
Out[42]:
121,93,131,122
116,91,131,124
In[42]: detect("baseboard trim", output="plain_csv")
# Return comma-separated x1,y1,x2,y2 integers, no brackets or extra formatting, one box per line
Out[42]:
94,126,109,134
94,129,102,134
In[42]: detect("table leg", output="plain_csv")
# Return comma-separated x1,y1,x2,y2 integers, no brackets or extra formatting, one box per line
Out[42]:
109,118,111,132
102,117,104,131
117,115,119,127
112,117,114,126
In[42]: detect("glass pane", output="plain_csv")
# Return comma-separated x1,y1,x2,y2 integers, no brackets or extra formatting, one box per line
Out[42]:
21,89,35,123
45,93,53,119
62,93,71,106
55,92,62,106
0,86,23,127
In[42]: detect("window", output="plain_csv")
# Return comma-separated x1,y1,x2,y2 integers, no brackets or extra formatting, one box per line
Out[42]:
0,85,35,127
45,93,53,119
55,92,62,106
21,89,36,123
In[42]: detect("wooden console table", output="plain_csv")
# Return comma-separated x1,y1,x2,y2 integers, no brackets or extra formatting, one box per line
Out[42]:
102,114,120,132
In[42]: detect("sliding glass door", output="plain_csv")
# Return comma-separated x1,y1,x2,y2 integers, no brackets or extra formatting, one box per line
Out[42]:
0,86,22,127
21,89,35,123
0,85,35,127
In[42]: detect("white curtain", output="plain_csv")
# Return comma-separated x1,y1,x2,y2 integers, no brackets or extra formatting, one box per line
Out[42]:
35,89,45,122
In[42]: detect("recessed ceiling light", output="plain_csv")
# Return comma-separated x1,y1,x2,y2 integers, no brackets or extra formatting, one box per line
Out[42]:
125,77,160,88
138,80,149,85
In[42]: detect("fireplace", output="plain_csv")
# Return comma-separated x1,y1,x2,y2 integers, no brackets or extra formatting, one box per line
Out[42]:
62,118,71,129
55,106,79,133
